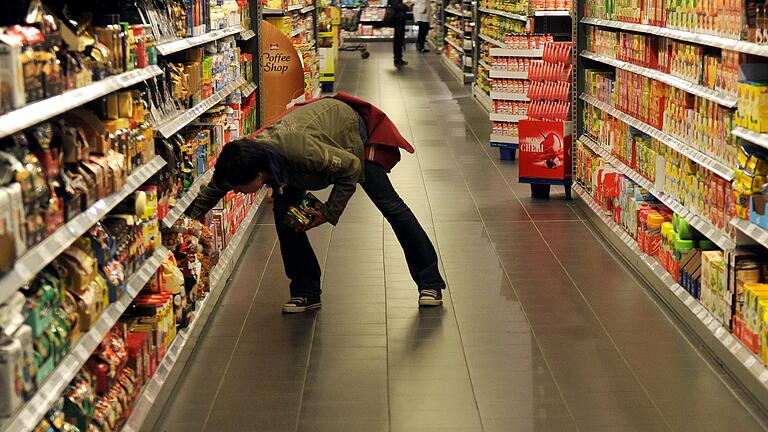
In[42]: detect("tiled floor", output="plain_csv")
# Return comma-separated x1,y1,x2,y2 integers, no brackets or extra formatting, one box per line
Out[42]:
152,44,768,432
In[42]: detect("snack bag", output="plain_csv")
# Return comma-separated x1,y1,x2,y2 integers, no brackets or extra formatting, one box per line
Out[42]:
284,193,325,233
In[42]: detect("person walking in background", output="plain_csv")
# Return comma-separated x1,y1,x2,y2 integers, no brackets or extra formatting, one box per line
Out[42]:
390,0,410,66
413,0,430,53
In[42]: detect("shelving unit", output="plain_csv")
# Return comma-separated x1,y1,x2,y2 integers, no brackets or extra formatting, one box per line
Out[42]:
441,55,471,82
242,81,258,98
534,10,571,17
239,29,256,40
489,47,543,57
0,156,165,307
578,134,736,249
0,3,270,430
477,7,526,21
486,40,553,159
490,113,526,122
478,33,506,47
489,69,528,79
573,184,768,407
731,218,768,249
428,0,444,51
263,6,286,15
579,93,735,181
122,188,269,432
732,127,768,151
441,0,476,83
162,170,215,228
0,65,163,139
490,91,529,101
155,26,245,56
155,78,247,138
264,1,321,99
575,5,768,412
444,37,463,51
580,17,768,57
0,247,169,432
445,22,463,34
473,84,493,112
489,134,518,144
579,51,738,107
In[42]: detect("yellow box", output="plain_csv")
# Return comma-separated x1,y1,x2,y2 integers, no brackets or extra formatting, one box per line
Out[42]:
748,82,768,133
761,306,768,365
744,284,768,332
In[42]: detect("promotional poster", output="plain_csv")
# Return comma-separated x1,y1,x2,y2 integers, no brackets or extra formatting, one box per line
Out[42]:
518,119,573,181
259,21,307,123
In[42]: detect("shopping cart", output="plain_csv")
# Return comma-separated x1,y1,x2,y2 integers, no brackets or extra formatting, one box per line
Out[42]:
340,7,370,59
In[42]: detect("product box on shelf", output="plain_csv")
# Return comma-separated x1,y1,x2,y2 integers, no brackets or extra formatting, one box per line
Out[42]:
728,249,766,345
736,80,768,134
0,32,26,112
742,283,768,354
751,194,768,229
680,249,703,298
518,119,572,181
701,250,730,327
733,145,768,221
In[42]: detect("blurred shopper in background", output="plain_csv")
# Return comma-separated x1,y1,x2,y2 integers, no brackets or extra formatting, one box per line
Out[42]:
390,0,410,66
414,0,430,53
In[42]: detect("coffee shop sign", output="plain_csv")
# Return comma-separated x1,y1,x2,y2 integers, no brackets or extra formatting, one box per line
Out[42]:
262,51,291,74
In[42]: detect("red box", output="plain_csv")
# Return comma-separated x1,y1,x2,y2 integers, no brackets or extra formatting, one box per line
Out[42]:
733,315,744,340
518,120,572,181
740,325,760,354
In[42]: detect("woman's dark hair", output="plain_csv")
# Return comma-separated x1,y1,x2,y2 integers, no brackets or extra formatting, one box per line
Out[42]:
213,139,271,186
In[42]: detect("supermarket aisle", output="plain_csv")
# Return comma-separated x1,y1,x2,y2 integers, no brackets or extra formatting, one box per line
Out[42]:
152,44,768,432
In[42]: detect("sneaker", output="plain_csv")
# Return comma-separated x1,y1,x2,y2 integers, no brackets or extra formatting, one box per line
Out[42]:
282,296,322,313
395,60,409,66
418,289,442,306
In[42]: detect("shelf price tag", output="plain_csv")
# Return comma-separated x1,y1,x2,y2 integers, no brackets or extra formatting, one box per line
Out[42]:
15,262,34,282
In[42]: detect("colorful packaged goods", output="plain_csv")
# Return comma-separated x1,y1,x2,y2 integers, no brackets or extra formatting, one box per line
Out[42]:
584,0,746,40
479,15,526,42
736,80,768,134
733,145,768,222
479,0,529,14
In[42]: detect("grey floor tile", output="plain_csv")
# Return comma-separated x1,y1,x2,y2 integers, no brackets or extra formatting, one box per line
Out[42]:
390,409,483,430
482,417,579,432
154,421,204,432
204,409,298,432
297,420,390,432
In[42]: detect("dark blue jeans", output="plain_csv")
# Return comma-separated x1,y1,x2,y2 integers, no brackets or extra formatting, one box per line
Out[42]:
273,162,446,297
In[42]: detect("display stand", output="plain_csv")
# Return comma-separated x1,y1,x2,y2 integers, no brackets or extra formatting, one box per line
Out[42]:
263,0,322,98
483,9,575,177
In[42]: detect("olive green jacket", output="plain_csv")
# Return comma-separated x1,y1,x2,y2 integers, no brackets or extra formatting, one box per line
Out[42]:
186,98,365,225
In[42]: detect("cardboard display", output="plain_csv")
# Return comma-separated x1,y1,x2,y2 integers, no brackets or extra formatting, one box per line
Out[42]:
259,21,307,123
518,119,573,181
